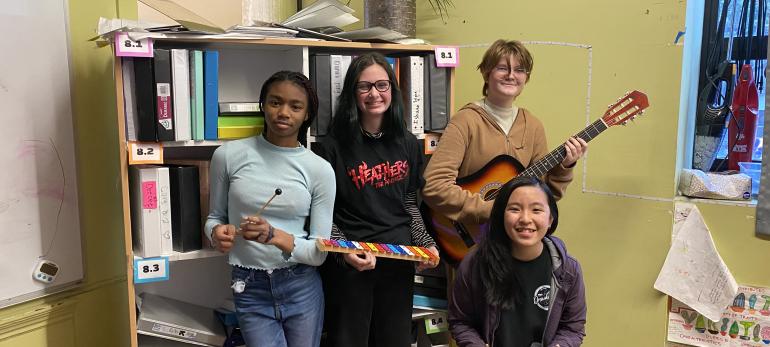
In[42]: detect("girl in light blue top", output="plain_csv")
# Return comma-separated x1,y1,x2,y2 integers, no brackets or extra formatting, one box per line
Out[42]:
206,70,336,347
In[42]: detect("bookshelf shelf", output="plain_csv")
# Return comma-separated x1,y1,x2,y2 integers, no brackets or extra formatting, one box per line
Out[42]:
113,36,454,347
161,140,225,147
167,248,224,261
133,248,224,262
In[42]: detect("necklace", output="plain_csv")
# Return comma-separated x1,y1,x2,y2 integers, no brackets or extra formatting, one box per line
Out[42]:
361,127,383,139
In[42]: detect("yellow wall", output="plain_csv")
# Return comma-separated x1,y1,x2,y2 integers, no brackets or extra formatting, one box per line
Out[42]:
415,0,770,346
0,0,134,346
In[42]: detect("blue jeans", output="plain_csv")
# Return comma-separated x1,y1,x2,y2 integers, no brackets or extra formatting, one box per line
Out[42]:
232,264,324,347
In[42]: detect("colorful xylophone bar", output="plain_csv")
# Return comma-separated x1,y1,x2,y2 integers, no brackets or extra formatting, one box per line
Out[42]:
316,239,439,263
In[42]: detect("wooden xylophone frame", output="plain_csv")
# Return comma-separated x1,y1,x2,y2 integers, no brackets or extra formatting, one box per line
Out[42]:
316,239,439,263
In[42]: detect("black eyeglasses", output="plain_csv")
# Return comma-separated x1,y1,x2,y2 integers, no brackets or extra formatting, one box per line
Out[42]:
355,80,391,94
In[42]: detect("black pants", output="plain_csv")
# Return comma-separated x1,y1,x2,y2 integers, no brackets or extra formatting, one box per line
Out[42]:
321,256,415,347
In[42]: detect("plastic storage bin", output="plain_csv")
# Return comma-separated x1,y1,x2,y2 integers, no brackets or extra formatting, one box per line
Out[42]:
738,162,761,196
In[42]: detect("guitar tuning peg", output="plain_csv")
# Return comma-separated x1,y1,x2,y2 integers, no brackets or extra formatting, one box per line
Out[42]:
622,121,628,126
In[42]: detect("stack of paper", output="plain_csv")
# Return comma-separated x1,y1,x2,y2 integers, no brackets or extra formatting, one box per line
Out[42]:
138,0,226,34
226,25,298,38
333,27,407,42
283,0,358,29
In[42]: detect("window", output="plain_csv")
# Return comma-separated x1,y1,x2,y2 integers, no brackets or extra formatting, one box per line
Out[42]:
696,0,768,172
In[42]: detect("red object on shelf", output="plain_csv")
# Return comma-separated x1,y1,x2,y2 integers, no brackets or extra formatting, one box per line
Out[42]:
728,64,759,170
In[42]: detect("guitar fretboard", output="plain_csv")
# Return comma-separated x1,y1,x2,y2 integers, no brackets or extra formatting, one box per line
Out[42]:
486,118,609,201
521,118,609,178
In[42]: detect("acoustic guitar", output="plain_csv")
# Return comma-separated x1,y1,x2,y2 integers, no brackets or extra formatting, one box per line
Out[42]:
423,90,650,265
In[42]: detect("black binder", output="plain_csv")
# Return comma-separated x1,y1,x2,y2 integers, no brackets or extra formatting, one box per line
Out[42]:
167,165,202,252
153,49,176,141
424,54,450,132
133,57,158,142
310,54,332,137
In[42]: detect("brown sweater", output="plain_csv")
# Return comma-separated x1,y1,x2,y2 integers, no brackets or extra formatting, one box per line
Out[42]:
422,103,573,224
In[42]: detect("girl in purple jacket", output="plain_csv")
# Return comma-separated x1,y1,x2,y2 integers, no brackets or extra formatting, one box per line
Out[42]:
448,177,586,347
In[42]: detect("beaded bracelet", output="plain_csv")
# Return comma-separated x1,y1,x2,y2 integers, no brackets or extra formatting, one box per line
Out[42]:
265,224,275,243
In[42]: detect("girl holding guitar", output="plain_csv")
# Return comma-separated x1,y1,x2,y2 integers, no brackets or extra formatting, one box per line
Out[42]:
422,39,588,264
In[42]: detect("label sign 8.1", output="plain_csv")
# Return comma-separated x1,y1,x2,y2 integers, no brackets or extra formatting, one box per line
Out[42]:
115,32,154,57
434,46,459,67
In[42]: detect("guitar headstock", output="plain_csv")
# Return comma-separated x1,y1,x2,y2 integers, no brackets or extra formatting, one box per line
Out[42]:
602,90,650,127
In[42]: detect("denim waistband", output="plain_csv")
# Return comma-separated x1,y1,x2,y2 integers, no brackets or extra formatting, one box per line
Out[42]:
232,263,313,278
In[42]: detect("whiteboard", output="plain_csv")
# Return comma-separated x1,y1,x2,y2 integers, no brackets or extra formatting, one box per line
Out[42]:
0,0,83,308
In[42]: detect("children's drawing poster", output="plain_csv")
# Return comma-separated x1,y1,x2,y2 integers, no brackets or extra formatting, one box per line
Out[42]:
668,285,770,346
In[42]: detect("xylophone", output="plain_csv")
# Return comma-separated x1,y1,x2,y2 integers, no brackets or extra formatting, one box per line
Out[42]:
316,239,439,263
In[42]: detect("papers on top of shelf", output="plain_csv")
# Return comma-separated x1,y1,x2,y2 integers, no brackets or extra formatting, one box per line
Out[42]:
653,203,739,322
138,0,226,33
117,30,318,42
96,17,170,36
283,0,357,29
92,17,172,40
331,26,431,44
333,27,407,42
95,21,306,43
394,37,431,45
226,25,298,37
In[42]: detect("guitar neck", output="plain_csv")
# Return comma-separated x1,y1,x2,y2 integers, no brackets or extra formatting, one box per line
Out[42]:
521,118,609,178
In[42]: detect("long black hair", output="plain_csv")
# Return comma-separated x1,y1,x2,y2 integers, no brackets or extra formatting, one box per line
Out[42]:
477,176,559,309
258,70,318,147
328,52,407,144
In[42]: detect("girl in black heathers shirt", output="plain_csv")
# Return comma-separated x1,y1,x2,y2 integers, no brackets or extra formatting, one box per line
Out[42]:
315,52,439,347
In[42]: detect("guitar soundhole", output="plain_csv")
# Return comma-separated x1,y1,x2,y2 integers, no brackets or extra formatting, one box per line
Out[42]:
483,188,498,201
480,182,503,201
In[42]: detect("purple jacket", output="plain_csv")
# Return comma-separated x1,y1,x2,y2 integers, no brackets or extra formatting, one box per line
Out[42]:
448,236,587,347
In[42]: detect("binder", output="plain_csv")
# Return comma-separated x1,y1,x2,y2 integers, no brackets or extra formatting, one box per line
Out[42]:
133,57,158,142
424,54,450,132
122,58,140,142
153,49,176,141
219,102,260,114
218,125,263,139
330,54,351,115
129,165,165,258
414,260,448,300
190,50,205,140
217,116,264,127
171,49,192,141
399,56,425,135
203,51,219,140
310,54,332,137
165,160,211,249
167,165,202,252
158,166,173,256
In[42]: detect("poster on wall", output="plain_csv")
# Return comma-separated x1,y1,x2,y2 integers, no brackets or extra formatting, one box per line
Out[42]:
668,285,770,346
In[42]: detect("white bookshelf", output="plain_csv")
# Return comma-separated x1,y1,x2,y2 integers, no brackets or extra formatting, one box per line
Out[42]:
113,37,453,347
